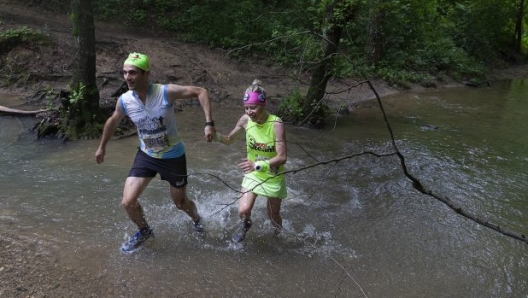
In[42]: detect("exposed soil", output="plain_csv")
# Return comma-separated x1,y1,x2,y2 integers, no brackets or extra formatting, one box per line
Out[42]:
1,1,527,297
0,0,455,114
0,0,369,111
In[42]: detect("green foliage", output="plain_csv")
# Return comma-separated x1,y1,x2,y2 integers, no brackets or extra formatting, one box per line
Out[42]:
0,26,50,87
22,0,528,90
57,82,105,140
0,64,31,88
92,0,120,21
276,89,305,124
26,0,70,13
69,13,79,36
0,26,49,48
44,86,57,109
68,83,86,105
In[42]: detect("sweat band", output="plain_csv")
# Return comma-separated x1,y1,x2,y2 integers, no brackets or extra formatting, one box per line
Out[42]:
124,52,150,71
243,91,266,106
254,160,269,172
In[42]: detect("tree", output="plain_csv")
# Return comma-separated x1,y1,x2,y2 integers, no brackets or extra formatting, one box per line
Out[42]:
61,0,106,140
301,0,359,128
514,0,526,53
365,0,386,66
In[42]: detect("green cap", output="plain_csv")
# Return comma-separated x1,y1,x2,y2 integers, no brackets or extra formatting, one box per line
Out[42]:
123,52,150,71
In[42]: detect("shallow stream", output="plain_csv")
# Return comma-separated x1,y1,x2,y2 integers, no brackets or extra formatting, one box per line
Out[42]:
1,80,527,297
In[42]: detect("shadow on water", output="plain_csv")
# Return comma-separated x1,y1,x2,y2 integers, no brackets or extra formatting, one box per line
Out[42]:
1,81,528,297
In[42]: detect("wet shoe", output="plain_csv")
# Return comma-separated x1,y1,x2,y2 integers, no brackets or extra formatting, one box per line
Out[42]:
193,218,204,234
232,220,252,243
120,227,153,253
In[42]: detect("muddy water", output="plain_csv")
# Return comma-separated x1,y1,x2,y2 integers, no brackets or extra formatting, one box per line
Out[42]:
1,81,527,297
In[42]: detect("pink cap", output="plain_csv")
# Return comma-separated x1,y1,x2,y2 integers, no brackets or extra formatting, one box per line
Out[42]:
243,91,266,106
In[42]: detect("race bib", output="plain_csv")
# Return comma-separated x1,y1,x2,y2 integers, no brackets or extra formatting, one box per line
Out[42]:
142,132,170,151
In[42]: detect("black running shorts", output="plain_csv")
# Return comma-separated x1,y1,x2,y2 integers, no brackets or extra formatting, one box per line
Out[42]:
128,149,188,188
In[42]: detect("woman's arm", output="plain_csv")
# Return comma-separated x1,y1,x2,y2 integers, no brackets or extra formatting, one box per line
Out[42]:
216,114,248,145
269,118,287,168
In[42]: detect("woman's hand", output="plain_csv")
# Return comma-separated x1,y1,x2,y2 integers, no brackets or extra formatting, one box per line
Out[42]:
237,158,254,173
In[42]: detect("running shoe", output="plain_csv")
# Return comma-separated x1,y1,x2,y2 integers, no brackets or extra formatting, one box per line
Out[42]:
120,227,153,253
193,218,205,234
232,220,252,243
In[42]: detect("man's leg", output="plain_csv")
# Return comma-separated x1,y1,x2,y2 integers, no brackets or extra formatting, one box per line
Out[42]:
122,176,152,229
170,185,199,222
170,186,205,233
120,176,155,253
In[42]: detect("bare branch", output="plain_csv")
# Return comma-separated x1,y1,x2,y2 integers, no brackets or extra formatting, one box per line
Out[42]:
226,30,311,57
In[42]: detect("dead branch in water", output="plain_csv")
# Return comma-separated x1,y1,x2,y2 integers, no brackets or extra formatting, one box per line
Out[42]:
0,105,49,116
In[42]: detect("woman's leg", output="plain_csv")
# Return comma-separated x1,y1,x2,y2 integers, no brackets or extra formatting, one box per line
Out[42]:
267,197,283,230
232,188,258,242
238,187,258,221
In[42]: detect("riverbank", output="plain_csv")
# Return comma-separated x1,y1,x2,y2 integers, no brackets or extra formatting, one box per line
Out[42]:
1,0,526,113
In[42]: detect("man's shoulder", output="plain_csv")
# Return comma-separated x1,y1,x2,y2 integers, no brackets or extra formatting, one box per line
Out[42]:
119,90,134,101
151,83,169,95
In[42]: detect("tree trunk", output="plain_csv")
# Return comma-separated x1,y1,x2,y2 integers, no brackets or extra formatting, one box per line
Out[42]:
62,0,105,139
365,2,386,66
514,0,525,53
302,0,358,128
302,1,344,128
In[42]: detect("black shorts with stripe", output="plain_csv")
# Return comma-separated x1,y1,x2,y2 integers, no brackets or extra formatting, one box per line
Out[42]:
128,149,188,188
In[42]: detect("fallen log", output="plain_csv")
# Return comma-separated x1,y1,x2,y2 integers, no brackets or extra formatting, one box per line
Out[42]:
0,105,48,116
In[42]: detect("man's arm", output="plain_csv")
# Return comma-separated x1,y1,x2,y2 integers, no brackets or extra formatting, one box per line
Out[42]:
95,99,126,164
167,84,214,142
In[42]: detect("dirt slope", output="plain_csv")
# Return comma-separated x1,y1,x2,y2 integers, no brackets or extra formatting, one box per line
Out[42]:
0,1,295,106
0,0,407,113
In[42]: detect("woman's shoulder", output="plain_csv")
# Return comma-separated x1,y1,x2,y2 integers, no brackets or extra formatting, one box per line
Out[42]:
268,114,283,123
237,113,250,127
239,113,250,122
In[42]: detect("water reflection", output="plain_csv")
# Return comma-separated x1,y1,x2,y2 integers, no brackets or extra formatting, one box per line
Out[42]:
1,81,527,297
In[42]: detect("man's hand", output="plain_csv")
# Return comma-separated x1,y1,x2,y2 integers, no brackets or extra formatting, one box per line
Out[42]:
95,147,105,164
204,125,216,142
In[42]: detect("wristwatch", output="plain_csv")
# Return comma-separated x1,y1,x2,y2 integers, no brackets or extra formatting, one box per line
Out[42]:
205,121,215,127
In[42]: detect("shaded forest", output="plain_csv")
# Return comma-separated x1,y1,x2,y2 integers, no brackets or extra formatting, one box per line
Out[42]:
2,0,527,136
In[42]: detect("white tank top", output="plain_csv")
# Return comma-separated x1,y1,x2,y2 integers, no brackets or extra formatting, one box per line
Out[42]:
118,83,184,159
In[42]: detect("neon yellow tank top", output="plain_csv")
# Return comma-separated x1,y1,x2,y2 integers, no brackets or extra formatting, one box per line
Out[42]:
242,113,287,198
246,114,282,169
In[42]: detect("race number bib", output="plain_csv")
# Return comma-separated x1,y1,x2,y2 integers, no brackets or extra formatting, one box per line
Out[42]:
142,132,170,151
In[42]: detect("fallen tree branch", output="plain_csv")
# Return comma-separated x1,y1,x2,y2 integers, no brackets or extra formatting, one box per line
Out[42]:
364,79,528,245
0,105,49,116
